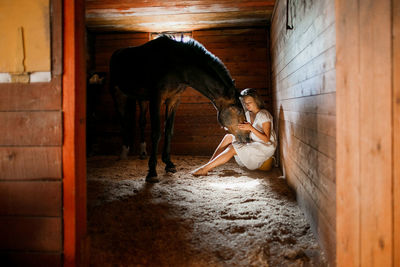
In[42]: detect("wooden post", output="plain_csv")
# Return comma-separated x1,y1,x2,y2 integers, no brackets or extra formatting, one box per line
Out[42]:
393,0,400,265
336,0,395,266
63,0,87,266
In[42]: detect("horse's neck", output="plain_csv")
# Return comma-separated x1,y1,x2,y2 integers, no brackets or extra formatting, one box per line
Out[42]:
183,69,232,110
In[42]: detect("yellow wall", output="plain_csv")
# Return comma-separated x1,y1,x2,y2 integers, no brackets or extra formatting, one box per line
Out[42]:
0,0,50,73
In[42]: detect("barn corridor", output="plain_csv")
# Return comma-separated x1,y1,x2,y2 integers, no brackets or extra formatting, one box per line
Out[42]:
87,156,326,266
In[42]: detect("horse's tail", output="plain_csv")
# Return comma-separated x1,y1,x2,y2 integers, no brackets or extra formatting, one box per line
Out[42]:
108,49,121,94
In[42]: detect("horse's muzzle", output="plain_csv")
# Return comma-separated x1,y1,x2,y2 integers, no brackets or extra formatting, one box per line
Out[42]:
236,131,250,143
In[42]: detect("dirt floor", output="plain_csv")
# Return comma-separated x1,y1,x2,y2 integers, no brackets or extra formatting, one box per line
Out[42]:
87,155,327,267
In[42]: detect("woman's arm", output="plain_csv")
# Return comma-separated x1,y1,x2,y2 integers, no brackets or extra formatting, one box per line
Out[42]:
238,121,271,143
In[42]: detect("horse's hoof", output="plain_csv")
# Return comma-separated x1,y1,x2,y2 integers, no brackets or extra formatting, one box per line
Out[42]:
165,163,177,173
146,170,159,183
119,145,130,160
145,176,159,183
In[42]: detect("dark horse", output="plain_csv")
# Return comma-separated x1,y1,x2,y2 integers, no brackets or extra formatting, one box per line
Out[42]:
109,35,249,183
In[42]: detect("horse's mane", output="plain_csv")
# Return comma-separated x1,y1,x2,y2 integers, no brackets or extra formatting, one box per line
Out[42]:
156,35,235,91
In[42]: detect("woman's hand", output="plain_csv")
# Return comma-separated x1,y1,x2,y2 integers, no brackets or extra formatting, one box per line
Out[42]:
238,122,253,132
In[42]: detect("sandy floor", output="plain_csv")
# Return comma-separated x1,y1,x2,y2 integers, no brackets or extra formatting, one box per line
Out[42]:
87,155,327,267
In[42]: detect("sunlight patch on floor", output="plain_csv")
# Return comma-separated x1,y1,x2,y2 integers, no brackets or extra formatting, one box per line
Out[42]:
208,177,260,190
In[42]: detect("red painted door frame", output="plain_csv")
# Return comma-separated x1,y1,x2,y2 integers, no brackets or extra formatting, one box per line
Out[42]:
62,0,88,266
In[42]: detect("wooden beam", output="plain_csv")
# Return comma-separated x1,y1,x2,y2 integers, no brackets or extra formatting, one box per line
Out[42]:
393,0,400,265
63,0,88,266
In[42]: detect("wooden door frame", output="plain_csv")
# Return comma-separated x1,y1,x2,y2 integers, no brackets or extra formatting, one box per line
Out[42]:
62,0,88,266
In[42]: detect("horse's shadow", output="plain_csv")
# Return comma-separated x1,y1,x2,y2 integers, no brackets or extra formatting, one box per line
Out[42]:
87,181,201,266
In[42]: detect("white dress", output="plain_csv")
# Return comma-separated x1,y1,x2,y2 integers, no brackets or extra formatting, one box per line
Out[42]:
232,109,277,170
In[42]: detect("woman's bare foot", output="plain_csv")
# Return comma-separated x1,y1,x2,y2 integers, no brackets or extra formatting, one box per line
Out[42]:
191,166,208,176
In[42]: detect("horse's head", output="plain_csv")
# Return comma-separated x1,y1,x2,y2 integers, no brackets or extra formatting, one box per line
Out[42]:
217,100,250,143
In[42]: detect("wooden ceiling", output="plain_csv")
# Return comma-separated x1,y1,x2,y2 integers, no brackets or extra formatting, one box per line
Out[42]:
85,0,276,33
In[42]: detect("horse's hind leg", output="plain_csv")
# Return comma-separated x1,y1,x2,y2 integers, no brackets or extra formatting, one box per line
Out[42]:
146,97,162,183
138,100,148,159
162,97,180,173
111,86,136,159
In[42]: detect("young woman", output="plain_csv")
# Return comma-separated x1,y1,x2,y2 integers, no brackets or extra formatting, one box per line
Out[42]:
192,88,277,176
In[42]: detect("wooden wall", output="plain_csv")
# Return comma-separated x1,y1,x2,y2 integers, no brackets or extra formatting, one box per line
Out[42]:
89,28,271,156
270,0,336,264
336,0,399,266
0,0,63,265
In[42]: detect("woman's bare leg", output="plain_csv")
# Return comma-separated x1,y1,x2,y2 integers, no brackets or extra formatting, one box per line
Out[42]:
193,145,236,176
209,134,233,162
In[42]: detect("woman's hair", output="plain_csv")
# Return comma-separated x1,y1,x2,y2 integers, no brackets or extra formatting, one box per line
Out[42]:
240,88,265,109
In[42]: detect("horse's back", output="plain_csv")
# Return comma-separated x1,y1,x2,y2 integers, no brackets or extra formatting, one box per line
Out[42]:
109,38,177,98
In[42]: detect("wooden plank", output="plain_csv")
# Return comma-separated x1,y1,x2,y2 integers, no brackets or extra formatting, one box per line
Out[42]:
95,32,149,40
0,147,61,180
276,49,336,99
0,111,62,146
51,0,63,76
234,80,267,89
195,33,269,45
86,1,275,13
193,28,267,37
224,62,268,76
0,216,61,251
281,110,336,137
197,40,268,49
359,1,392,266
85,0,276,9
95,38,149,48
277,93,336,115
0,181,61,216
394,0,400,265
0,78,61,111
213,50,267,63
210,46,267,59
335,0,361,265
1,252,61,267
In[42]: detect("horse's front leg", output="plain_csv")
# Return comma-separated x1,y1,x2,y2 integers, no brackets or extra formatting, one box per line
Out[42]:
112,87,136,160
162,98,180,173
146,98,161,183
